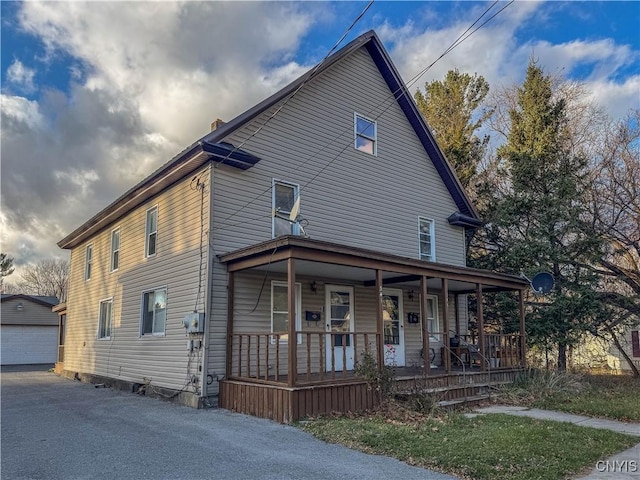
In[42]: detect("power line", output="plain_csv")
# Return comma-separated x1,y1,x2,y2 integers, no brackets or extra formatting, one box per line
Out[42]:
213,0,374,171
215,0,513,231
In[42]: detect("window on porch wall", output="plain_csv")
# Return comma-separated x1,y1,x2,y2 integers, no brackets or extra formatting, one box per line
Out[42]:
270,281,302,344
427,296,439,334
419,295,439,337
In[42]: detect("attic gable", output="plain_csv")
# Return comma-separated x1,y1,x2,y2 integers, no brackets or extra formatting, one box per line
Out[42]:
59,30,479,250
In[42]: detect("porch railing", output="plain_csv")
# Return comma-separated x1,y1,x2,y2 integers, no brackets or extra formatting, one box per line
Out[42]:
428,332,524,370
227,331,524,387
228,331,381,385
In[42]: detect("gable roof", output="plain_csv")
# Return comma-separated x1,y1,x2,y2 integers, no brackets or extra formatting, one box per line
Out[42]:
58,30,479,249
1,294,59,308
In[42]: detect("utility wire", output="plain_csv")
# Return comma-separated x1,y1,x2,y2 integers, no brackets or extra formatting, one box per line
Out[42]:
215,0,512,231
213,0,374,171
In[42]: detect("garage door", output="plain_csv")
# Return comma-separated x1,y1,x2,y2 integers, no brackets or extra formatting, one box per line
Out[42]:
1,325,58,365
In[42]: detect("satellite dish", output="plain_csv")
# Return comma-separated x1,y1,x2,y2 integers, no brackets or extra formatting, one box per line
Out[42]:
272,196,309,238
532,272,554,295
521,272,554,295
289,196,300,222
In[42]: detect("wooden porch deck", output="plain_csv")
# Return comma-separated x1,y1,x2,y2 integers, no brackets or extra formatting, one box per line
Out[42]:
219,366,524,423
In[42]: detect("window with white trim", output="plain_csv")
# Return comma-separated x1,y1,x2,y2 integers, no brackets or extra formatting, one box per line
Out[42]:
145,206,158,257
419,295,440,339
272,180,300,238
271,281,302,343
354,113,377,155
141,287,167,336
98,298,112,339
418,217,435,261
426,296,439,335
85,244,93,280
110,228,120,272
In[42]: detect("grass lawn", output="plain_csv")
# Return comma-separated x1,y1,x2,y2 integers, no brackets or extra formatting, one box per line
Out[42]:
507,373,640,422
301,412,638,480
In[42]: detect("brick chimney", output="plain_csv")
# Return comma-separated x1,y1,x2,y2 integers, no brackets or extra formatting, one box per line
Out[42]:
211,118,225,131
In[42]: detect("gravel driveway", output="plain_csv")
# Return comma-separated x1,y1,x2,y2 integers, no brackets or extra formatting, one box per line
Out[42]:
1,366,455,479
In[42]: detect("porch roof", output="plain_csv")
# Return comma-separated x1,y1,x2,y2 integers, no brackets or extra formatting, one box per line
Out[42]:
218,236,529,292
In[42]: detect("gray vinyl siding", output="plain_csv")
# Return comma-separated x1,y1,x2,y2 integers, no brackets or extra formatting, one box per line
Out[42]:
207,46,468,383
0,299,58,326
64,168,210,390
209,47,466,263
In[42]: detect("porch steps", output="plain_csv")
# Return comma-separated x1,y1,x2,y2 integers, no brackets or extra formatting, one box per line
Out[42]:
438,394,491,409
396,380,509,399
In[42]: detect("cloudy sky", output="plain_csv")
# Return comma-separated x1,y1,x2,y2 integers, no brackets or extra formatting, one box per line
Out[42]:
2,1,639,274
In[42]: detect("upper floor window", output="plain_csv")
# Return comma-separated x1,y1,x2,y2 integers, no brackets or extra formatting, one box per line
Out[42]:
110,228,120,271
354,113,377,155
145,206,158,257
418,217,435,262
271,281,302,344
272,180,300,238
85,244,93,280
141,287,167,336
97,298,112,340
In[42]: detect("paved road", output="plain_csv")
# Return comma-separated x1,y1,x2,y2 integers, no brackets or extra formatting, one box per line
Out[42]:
1,367,454,480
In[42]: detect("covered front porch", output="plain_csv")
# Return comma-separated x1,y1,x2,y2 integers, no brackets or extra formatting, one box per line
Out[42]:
218,236,529,422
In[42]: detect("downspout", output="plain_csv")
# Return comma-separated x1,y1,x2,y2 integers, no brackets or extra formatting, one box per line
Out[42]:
200,163,215,405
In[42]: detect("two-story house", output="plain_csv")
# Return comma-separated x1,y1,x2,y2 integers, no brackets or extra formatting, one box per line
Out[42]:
57,30,529,422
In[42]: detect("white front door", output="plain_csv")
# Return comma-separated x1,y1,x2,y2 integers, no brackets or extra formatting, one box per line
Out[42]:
382,289,405,366
325,285,355,372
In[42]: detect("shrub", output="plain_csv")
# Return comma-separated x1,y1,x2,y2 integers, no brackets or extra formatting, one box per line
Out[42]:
354,350,395,403
498,368,586,404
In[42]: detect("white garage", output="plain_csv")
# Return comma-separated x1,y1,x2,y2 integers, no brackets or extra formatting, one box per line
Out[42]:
1,325,58,365
1,294,59,365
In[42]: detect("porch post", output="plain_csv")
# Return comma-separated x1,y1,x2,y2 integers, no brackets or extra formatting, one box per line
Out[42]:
376,269,384,370
421,275,430,374
519,289,527,368
454,294,460,335
442,278,451,374
225,271,235,377
287,257,297,387
476,283,486,371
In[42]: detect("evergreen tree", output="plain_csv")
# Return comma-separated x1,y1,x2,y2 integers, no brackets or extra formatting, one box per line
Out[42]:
414,69,491,188
475,60,603,370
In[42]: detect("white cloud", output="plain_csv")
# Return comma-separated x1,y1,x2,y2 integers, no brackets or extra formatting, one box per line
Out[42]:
1,94,44,129
1,1,320,269
380,2,638,121
6,59,36,93
1,0,637,274
585,76,640,119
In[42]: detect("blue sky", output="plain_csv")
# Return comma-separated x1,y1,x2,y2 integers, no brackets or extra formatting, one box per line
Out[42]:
1,1,639,273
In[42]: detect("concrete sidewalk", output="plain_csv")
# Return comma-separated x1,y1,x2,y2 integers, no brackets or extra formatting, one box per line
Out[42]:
472,405,640,479
474,405,640,437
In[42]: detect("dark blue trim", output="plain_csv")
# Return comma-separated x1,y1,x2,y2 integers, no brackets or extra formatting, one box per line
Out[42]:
365,40,478,220
201,141,261,170
448,212,483,228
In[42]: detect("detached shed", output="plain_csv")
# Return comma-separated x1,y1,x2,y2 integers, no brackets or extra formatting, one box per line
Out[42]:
1,294,59,365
